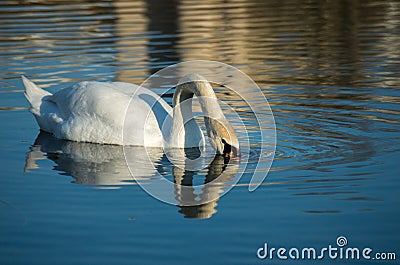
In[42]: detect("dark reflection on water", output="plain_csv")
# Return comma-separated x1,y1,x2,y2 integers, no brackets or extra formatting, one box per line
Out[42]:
146,0,179,72
1,0,400,264
175,155,233,219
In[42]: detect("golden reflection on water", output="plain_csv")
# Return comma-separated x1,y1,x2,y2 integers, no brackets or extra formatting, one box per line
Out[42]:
108,0,400,88
114,0,148,84
2,0,398,88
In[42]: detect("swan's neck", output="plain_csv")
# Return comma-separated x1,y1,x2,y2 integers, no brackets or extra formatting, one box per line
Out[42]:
168,78,228,149
173,80,225,118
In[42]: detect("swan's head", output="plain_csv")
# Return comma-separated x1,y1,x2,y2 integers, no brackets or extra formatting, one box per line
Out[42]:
205,116,239,157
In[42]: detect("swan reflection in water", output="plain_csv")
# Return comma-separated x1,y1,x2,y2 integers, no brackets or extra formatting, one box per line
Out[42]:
25,132,239,219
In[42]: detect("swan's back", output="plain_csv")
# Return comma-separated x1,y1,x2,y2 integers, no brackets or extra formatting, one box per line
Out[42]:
50,81,134,126
23,78,171,146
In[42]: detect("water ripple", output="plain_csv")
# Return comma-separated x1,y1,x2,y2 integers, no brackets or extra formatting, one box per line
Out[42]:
1,0,399,212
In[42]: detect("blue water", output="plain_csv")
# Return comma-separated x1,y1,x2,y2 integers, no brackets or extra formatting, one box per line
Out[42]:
1,0,399,264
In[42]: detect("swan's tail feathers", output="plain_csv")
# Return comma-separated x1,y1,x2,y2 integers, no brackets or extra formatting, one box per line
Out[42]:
22,76,51,113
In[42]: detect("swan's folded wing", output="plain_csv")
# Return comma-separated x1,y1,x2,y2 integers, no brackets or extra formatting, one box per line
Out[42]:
46,82,86,119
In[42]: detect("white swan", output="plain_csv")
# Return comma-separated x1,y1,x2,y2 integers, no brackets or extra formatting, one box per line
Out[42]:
23,74,239,156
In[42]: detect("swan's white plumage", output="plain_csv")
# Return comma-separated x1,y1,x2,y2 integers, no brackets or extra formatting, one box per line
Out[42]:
22,74,239,155
22,76,204,147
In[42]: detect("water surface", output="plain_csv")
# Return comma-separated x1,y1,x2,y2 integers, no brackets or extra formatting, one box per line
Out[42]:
1,0,399,264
